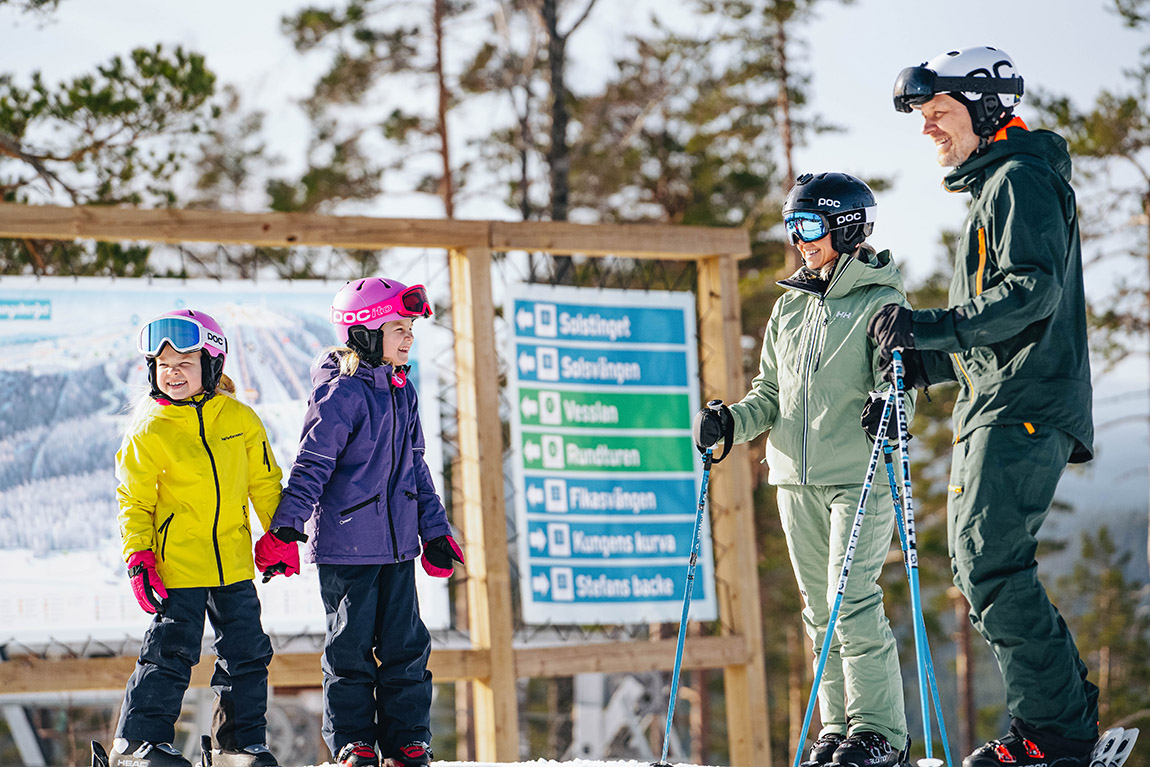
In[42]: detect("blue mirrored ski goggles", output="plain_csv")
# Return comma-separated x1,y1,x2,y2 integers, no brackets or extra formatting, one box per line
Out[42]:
783,211,830,244
137,315,222,357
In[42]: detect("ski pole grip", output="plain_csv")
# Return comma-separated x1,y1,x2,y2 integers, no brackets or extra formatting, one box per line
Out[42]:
705,399,734,464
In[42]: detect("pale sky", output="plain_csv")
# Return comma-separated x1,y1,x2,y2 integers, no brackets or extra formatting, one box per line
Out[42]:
2,0,1144,278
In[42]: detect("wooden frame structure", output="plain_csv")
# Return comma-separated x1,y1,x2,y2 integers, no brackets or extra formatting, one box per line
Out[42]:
0,203,770,766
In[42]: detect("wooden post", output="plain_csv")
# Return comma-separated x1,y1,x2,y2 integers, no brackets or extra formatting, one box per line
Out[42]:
697,253,772,767
449,246,519,762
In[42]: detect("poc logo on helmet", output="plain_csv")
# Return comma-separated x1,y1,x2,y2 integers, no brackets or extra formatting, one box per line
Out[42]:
818,198,841,208
205,330,226,347
331,307,375,324
834,211,862,225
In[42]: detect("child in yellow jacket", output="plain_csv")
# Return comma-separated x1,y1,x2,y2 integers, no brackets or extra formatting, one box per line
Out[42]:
112,310,284,767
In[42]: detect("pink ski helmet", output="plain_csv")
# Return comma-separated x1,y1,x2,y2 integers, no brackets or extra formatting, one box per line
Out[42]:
330,278,433,345
137,309,229,398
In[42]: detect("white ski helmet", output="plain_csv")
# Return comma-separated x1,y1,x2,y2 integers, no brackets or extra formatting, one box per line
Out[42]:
893,46,1024,137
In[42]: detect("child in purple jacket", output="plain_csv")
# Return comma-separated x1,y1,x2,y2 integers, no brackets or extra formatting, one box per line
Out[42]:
254,278,463,767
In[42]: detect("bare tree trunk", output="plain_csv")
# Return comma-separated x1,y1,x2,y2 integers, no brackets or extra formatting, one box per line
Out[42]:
1144,185,1149,577
433,0,455,218
952,587,975,758
542,0,569,223
788,621,804,764
775,17,800,274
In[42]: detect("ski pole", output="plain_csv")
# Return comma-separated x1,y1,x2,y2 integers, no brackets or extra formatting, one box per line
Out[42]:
891,351,953,767
655,444,714,767
791,391,897,767
882,441,949,767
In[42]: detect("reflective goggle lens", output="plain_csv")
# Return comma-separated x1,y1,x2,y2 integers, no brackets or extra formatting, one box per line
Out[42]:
893,66,937,112
399,285,432,317
137,316,206,356
784,211,829,243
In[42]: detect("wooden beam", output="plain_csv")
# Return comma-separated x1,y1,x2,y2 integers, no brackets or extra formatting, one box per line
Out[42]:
514,635,748,678
0,637,748,694
491,220,751,259
697,253,773,767
0,203,489,250
448,246,519,763
0,649,492,694
0,203,752,260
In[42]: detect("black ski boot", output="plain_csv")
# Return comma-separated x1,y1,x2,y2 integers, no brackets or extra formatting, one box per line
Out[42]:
109,739,193,767
964,727,1092,767
210,745,278,767
832,731,906,767
802,733,846,767
336,741,379,767
391,741,432,766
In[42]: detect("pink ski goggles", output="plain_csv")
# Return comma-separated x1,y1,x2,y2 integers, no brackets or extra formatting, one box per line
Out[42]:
330,284,433,327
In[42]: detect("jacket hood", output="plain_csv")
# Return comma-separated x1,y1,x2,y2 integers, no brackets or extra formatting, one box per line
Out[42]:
778,246,905,300
944,126,1072,193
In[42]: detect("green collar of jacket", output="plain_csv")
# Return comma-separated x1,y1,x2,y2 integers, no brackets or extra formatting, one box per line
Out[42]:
777,247,905,300
943,125,1073,197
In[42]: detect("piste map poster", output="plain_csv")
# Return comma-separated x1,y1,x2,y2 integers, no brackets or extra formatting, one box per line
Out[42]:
0,277,449,647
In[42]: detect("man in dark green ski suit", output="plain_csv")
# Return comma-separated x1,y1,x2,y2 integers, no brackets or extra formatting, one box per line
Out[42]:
869,46,1100,767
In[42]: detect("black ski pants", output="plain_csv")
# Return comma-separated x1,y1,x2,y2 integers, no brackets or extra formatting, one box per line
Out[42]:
948,423,1099,743
116,580,272,749
318,560,432,758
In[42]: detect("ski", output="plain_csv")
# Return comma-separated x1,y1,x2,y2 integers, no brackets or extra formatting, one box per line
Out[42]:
1091,727,1138,767
201,735,213,767
93,741,110,767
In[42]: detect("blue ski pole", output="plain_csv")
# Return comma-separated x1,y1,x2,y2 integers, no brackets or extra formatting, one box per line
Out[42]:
655,442,714,767
791,390,898,767
890,351,953,767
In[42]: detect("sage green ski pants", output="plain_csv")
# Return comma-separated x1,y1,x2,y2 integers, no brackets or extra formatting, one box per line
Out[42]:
777,484,907,746
948,424,1099,742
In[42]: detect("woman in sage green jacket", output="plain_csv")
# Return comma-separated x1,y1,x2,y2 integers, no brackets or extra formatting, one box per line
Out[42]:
698,172,914,767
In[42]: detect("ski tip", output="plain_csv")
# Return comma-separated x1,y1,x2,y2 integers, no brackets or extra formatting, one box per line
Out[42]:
1111,727,1138,767
92,740,109,767
201,734,213,767
1093,726,1139,767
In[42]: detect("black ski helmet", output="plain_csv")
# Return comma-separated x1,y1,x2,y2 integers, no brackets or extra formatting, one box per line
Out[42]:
782,172,877,255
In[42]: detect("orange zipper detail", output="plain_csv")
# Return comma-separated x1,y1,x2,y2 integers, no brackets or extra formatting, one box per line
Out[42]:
976,227,987,296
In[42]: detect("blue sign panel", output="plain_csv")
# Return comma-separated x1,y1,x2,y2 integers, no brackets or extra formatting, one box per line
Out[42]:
512,300,688,344
522,475,698,517
524,519,700,560
526,563,707,605
514,343,689,387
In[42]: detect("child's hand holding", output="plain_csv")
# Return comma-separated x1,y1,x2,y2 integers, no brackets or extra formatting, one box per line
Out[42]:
127,550,168,614
255,527,304,581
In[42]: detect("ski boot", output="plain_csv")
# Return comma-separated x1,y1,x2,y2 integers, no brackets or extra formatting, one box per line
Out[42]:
390,741,431,766
105,739,193,767
801,733,846,767
964,726,1093,767
209,744,278,767
831,731,907,767
336,741,380,767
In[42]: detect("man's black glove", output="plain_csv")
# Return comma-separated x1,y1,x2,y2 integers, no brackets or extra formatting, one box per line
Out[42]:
867,304,915,368
861,392,912,442
692,401,733,454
